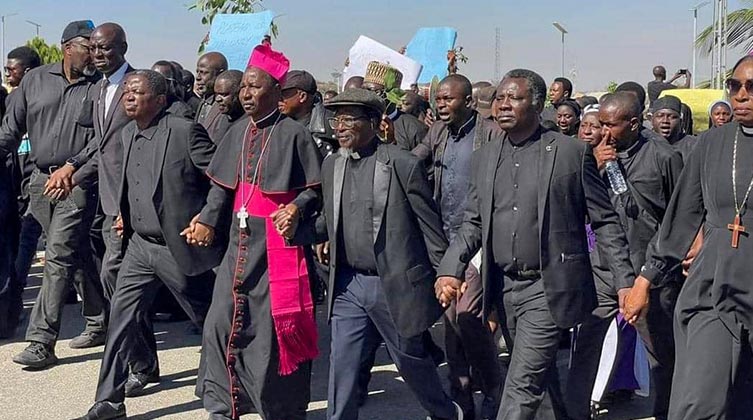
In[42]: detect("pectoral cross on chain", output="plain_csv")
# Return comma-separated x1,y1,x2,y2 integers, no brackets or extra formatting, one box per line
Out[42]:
237,206,249,229
728,214,746,248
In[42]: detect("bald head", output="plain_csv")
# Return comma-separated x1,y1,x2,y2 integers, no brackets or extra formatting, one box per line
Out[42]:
344,76,364,90
653,65,667,80
195,52,228,98
601,91,642,119
471,81,492,109
90,22,127,76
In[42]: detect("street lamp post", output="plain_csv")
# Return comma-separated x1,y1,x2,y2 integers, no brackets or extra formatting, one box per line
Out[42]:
553,22,568,77
26,20,42,37
691,1,711,88
1,13,19,71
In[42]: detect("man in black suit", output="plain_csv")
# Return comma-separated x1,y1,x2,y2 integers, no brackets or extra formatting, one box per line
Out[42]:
287,88,463,420
75,70,220,420
435,69,635,420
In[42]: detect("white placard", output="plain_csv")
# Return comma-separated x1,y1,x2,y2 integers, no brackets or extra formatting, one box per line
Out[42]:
341,35,422,90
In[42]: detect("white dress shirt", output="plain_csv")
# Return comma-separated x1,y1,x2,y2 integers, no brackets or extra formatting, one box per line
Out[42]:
104,62,129,115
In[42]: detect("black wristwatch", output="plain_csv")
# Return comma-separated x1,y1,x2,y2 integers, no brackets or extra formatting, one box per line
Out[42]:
65,157,81,169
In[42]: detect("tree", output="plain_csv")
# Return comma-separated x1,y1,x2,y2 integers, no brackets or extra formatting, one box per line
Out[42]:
26,37,63,64
696,1,753,56
606,81,618,93
189,0,278,53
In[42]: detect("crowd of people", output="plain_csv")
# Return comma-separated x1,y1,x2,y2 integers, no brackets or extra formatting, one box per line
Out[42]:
0,18,752,420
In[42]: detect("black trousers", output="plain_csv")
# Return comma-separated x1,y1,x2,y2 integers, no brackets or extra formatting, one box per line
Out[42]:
567,280,678,420
496,277,568,420
669,310,753,420
328,268,455,420
0,171,21,336
99,215,125,301
25,170,106,346
95,234,214,403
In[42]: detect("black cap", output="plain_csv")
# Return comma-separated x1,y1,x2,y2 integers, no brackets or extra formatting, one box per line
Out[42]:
61,20,95,44
282,70,317,94
650,95,682,114
325,88,385,114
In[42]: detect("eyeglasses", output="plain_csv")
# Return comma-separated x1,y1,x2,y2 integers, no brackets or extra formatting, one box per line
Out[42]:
328,116,369,129
70,42,92,53
725,78,753,97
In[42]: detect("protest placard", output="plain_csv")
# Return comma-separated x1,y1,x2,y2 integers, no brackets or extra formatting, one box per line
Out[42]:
205,11,275,70
405,27,457,84
341,35,422,90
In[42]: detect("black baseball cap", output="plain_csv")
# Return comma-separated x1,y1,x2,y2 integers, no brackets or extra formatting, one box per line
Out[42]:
282,70,318,94
61,20,95,44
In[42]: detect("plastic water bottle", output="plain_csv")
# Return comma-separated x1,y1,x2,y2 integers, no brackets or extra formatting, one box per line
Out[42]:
605,160,628,194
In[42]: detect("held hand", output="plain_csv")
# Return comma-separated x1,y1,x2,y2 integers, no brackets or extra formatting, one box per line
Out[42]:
682,230,704,276
180,214,214,247
270,203,300,239
315,242,330,265
423,109,436,127
44,165,76,197
380,115,395,144
617,287,631,315
434,276,463,308
624,276,651,324
113,214,124,239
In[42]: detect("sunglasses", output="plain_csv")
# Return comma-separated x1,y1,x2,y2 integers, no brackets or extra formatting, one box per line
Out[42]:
725,78,753,97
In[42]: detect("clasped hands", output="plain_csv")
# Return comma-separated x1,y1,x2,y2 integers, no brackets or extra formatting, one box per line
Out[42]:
180,214,215,247
43,164,77,201
619,275,651,325
270,203,300,239
434,276,468,308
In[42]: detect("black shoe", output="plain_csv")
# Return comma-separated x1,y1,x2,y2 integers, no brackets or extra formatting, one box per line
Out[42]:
12,342,58,368
480,395,499,420
125,370,160,397
72,401,126,420
450,387,474,420
69,330,106,349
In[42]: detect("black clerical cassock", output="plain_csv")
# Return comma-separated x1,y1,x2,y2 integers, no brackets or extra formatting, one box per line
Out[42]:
195,110,322,420
641,121,753,419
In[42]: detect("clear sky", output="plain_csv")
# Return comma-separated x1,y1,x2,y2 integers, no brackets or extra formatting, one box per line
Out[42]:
1,0,746,91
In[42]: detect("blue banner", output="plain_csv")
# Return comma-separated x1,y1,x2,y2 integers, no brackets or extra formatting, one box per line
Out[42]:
205,11,275,71
405,27,457,84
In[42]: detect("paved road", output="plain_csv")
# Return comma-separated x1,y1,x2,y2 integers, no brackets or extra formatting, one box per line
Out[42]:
0,265,654,419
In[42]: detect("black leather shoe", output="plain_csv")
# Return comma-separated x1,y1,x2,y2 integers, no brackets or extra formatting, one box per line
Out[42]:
12,342,58,368
69,330,107,349
71,401,126,420
124,370,160,397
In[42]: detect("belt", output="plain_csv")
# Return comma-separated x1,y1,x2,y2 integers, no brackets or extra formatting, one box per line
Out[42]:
138,234,166,246
343,266,378,277
35,166,61,175
507,269,542,280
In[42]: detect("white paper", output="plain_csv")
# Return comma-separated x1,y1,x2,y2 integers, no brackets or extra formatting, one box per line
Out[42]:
342,35,422,90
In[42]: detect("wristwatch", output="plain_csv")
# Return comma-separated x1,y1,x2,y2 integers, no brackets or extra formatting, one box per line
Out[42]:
65,157,81,169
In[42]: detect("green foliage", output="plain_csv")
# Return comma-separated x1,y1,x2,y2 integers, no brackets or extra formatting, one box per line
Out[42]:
189,0,279,53
606,81,618,93
696,2,753,56
26,37,63,65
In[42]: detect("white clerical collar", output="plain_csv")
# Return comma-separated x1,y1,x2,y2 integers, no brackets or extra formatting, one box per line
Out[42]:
741,124,753,136
253,109,278,125
107,62,129,86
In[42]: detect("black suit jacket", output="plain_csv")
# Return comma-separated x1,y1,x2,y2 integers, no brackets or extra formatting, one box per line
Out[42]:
73,64,135,215
437,129,635,328
295,142,447,338
119,113,222,276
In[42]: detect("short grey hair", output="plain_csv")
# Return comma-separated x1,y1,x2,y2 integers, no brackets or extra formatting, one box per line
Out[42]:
503,68,547,111
127,69,167,96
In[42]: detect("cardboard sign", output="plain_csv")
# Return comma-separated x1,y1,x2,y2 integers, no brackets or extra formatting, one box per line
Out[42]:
205,11,275,71
341,35,422,90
